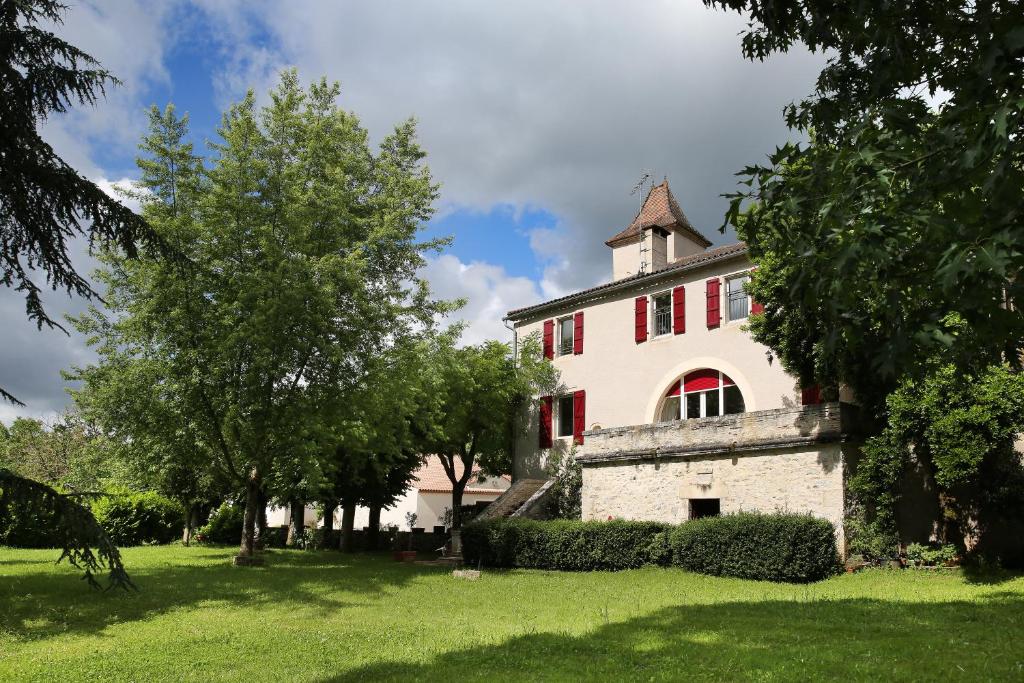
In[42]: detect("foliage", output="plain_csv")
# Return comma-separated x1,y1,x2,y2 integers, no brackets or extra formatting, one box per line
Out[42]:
845,512,899,564
462,518,673,571
68,70,446,557
196,502,244,545
90,491,184,546
418,331,558,528
708,0,1024,407
669,512,839,583
0,469,131,589
0,0,164,398
850,363,1024,557
906,543,958,568
0,412,111,491
544,446,582,519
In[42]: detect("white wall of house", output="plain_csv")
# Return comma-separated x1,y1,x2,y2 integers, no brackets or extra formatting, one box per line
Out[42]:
512,250,798,477
346,489,506,531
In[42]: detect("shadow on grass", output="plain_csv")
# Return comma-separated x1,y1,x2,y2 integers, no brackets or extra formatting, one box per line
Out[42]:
0,548,445,641
322,594,1024,681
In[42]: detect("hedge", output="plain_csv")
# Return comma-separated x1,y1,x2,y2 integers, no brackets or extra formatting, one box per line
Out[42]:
462,513,839,582
196,502,244,545
461,518,672,571
91,492,184,546
668,512,839,582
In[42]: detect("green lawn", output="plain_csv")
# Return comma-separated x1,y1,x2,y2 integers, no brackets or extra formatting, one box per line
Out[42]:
0,546,1022,681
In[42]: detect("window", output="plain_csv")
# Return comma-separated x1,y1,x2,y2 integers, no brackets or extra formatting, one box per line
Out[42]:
726,274,750,321
557,395,574,437
658,370,746,422
558,317,574,356
652,292,672,336
689,498,721,519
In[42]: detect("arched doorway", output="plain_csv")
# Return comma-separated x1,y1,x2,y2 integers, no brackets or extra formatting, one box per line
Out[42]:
657,368,746,422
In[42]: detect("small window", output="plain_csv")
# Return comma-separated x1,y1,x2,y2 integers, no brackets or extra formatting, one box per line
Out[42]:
689,498,721,519
558,317,574,356
652,292,672,336
557,394,574,437
726,275,750,321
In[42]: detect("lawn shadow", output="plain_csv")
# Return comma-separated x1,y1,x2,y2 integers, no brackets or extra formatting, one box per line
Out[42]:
321,594,1024,681
0,548,446,641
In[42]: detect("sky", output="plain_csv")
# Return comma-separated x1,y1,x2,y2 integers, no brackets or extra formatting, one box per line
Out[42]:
1,0,824,423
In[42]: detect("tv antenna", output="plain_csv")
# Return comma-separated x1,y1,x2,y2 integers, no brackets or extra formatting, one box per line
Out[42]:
631,172,652,274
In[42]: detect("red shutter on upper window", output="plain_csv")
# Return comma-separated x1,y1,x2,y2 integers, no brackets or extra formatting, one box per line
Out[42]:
749,268,764,315
634,296,648,343
573,390,586,445
573,312,584,355
542,319,554,360
706,278,721,329
539,395,553,448
801,384,823,406
672,286,686,334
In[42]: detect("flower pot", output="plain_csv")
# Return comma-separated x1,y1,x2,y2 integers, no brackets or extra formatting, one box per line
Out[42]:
393,550,417,562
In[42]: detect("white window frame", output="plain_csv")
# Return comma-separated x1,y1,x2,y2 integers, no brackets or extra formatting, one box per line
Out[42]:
557,315,574,356
650,289,673,338
725,273,752,323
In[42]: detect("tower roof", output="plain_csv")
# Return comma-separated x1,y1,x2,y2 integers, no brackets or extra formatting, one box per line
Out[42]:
605,180,712,248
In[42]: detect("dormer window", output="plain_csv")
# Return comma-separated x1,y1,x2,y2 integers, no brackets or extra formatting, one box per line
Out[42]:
558,316,574,356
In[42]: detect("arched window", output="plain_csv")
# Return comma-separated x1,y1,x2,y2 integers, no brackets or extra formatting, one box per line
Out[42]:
657,369,745,422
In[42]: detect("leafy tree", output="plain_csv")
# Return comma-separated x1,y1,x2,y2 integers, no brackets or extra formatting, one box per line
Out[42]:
0,412,105,489
71,71,445,562
418,333,557,530
707,0,1024,406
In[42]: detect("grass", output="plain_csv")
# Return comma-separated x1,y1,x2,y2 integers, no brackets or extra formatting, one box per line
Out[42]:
0,546,1022,681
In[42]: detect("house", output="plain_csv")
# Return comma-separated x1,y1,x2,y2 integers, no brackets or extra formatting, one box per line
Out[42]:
350,455,511,531
504,180,856,550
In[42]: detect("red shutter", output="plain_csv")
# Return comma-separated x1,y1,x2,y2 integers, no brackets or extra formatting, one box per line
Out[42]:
749,268,764,315
573,312,584,355
801,384,823,406
573,390,586,445
684,369,720,392
672,286,686,334
706,278,721,329
539,396,553,448
634,296,648,343
542,319,554,360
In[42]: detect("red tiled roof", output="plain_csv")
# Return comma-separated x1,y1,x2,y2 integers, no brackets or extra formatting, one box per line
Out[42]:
506,242,748,320
605,181,712,248
414,455,511,494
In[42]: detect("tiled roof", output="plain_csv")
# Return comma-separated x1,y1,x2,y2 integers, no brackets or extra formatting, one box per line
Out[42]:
506,242,748,320
605,181,712,248
414,455,511,494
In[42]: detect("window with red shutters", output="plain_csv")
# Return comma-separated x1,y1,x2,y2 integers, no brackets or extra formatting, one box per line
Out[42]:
706,278,721,329
634,296,648,343
573,390,586,445
573,312,584,355
672,286,685,334
542,319,554,359
539,396,553,448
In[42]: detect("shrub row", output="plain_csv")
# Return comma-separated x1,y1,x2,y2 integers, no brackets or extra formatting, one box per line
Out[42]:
91,492,184,546
462,513,839,583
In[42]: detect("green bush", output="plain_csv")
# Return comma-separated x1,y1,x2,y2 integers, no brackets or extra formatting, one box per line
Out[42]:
906,542,958,567
91,492,184,546
0,495,68,548
196,501,244,545
462,518,672,571
669,512,839,582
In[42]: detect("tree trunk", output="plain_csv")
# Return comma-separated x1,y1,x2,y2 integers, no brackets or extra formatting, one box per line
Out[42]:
237,468,261,559
367,505,381,551
254,488,268,549
322,503,336,533
286,498,305,547
182,504,199,546
339,502,356,553
451,481,466,530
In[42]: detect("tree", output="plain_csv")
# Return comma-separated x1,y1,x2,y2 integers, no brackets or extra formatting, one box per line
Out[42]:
71,71,445,563
0,0,164,399
419,332,556,530
706,0,1023,409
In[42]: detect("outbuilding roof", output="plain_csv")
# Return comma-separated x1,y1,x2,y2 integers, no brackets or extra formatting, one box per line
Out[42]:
414,455,511,494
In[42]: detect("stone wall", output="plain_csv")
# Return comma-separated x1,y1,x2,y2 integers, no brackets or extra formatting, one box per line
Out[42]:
577,403,851,551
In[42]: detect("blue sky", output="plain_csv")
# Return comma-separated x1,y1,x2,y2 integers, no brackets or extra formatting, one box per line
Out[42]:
1,0,824,422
